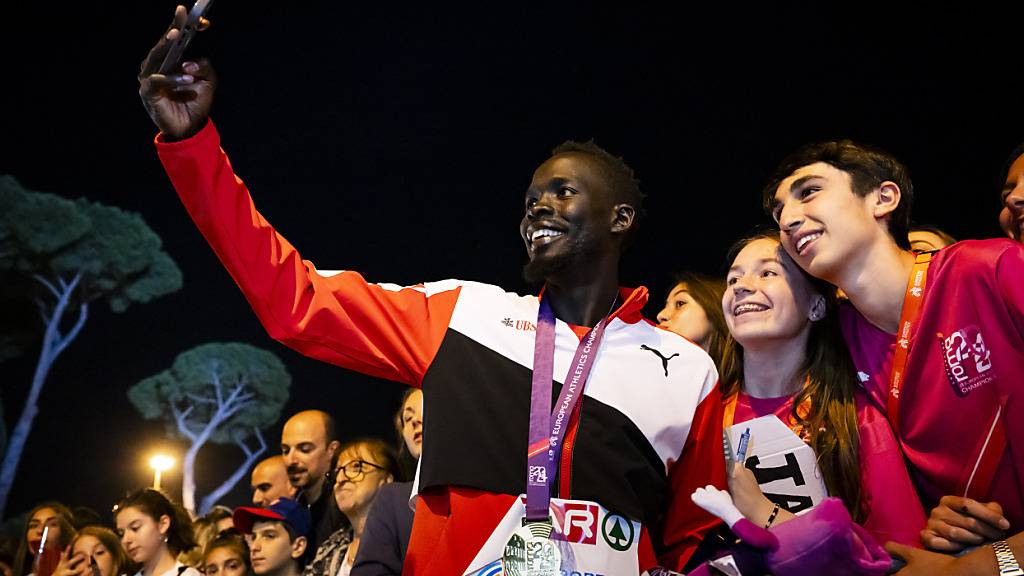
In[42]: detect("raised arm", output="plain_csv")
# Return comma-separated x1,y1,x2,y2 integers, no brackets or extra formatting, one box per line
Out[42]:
139,8,458,385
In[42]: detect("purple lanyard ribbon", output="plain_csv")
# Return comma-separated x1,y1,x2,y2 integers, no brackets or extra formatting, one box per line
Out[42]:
525,296,612,522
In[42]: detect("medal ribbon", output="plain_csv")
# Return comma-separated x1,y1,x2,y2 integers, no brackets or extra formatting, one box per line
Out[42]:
526,296,612,522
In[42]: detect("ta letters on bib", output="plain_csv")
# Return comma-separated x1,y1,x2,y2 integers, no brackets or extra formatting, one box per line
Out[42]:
727,415,827,514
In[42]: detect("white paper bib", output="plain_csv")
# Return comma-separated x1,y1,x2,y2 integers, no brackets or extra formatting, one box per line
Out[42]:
727,414,828,513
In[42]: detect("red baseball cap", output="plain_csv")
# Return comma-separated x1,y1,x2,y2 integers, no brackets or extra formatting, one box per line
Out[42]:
232,498,311,538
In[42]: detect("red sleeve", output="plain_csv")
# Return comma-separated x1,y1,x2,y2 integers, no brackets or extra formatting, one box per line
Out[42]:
656,380,727,571
855,394,926,547
155,120,456,386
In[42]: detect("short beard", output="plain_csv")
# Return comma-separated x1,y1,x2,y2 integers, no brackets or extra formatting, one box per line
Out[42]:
522,236,594,285
523,254,567,285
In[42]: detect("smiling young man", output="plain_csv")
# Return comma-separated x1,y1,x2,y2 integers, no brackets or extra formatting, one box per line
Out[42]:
138,9,724,575
764,140,1024,575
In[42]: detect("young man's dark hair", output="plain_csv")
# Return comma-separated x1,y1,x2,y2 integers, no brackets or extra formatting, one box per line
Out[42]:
762,140,915,250
551,139,645,243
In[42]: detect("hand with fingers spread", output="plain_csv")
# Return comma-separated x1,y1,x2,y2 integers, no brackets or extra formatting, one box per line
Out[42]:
919,495,1009,552
138,5,216,141
52,548,88,576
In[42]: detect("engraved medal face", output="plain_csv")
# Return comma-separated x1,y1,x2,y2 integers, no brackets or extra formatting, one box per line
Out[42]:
501,520,561,576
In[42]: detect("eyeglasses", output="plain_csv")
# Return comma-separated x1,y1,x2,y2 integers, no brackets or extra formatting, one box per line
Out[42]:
335,460,384,481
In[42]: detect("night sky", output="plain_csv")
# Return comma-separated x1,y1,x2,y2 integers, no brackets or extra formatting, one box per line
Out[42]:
3,3,1023,522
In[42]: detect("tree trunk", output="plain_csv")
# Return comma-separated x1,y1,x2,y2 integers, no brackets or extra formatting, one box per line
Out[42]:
182,442,201,515
198,432,267,515
0,275,86,520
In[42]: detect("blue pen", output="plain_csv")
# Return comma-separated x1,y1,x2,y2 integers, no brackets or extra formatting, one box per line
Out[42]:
735,427,751,462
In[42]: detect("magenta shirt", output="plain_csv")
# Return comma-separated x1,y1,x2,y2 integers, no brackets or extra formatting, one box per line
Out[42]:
840,239,1024,529
734,388,926,547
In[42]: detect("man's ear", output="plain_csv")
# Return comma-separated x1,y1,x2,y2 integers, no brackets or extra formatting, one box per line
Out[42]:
327,440,341,459
610,203,636,235
290,536,307,559
871,181,902,221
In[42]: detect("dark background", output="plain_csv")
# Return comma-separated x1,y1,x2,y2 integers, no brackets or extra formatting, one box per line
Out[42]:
2,3,1022,523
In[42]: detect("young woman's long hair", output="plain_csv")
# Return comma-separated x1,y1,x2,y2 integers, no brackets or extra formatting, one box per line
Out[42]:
14,502,76,576
718,233,863,520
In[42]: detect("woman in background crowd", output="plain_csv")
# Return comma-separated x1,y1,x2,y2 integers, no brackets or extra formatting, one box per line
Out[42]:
114,490,199,576
203,508,235,536
179,507,233,569
306,440,399,576
201,533,250,576
54,526,132,576
657,272,729,370
14,503,75,576
352,390,422,575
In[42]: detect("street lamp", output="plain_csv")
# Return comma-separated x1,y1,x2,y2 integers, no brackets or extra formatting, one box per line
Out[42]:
149,454,174,491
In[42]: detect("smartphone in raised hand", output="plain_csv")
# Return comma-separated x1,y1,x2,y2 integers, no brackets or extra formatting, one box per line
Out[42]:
158,0,215,74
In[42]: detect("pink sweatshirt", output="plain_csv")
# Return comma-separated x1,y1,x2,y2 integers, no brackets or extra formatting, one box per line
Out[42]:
840,239,1024,528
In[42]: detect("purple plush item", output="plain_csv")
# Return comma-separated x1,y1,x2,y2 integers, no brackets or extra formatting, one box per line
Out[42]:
685,498,893,576
765,498,891,576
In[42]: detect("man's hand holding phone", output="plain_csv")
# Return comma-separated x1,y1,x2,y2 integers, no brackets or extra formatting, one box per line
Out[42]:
138,4,216,141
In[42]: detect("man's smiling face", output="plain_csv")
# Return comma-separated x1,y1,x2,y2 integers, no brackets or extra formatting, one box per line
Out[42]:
520,152,620,284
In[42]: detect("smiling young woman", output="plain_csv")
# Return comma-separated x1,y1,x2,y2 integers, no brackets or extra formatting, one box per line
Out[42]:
715,233,925,553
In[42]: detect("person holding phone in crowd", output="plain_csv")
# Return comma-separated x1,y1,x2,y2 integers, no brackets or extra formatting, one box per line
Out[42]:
55,527,132,576
15,503,76,576
137,6,726,573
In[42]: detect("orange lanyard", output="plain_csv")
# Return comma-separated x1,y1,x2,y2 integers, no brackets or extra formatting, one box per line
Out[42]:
887,252,933,428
